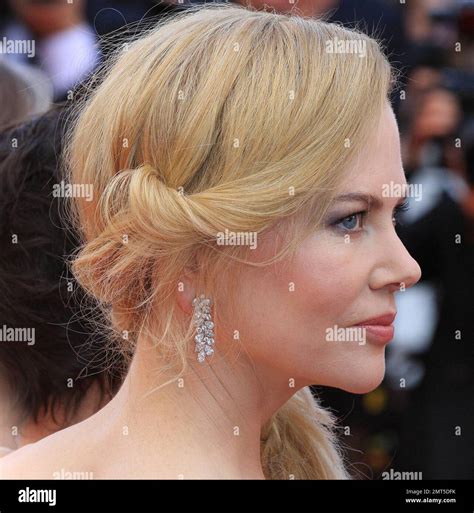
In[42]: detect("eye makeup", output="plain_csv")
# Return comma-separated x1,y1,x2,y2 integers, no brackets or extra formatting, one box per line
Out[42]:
326,197,410,234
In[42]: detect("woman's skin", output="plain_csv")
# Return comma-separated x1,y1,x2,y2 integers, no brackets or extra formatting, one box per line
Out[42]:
0,102,421,479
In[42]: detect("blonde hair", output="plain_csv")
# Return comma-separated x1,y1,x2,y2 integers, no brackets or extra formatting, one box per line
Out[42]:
67,3,393,479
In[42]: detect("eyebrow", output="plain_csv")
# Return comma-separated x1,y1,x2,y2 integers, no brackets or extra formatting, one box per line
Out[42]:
332,192,408,209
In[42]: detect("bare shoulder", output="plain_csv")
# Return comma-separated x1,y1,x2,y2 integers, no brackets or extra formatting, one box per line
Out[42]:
1,440,54,479
0,446,14,458
0,425,92,480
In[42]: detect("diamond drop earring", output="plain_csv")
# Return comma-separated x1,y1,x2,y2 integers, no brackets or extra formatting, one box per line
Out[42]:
192,294,215,363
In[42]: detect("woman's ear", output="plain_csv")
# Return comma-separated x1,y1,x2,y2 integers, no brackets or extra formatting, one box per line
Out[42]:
176,268,196,315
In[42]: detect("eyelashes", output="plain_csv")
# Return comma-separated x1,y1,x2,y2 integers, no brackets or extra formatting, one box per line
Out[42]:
331,199,410,233
392,199,410,226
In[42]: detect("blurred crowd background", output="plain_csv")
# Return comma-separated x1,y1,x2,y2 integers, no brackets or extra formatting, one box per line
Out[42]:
0,0,472,479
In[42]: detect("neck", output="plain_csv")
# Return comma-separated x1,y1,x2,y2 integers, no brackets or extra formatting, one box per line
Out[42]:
100,336,300,479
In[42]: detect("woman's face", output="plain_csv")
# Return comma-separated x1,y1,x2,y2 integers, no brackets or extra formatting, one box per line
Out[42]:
223,103,421,394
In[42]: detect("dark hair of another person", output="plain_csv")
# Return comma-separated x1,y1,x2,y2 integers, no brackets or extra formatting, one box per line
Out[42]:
0,105,126,425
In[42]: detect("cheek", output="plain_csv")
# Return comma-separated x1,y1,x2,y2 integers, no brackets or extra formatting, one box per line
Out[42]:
226,236,367,371
288,238,388,389
290,235,367,323
221,234,386,392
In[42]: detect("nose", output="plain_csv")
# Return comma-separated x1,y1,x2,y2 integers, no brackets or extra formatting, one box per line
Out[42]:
369,232,422,292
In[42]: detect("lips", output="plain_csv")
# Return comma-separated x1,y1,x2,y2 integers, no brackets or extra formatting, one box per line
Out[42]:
355,312,396,326
354,312,397,345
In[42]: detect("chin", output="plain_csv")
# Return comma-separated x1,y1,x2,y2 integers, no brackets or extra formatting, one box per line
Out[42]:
337,359,386,395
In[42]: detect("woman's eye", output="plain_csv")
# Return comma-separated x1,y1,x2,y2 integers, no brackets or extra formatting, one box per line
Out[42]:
334,212,366,232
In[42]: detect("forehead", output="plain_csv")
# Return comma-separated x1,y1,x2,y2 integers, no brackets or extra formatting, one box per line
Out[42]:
337,103,405,191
